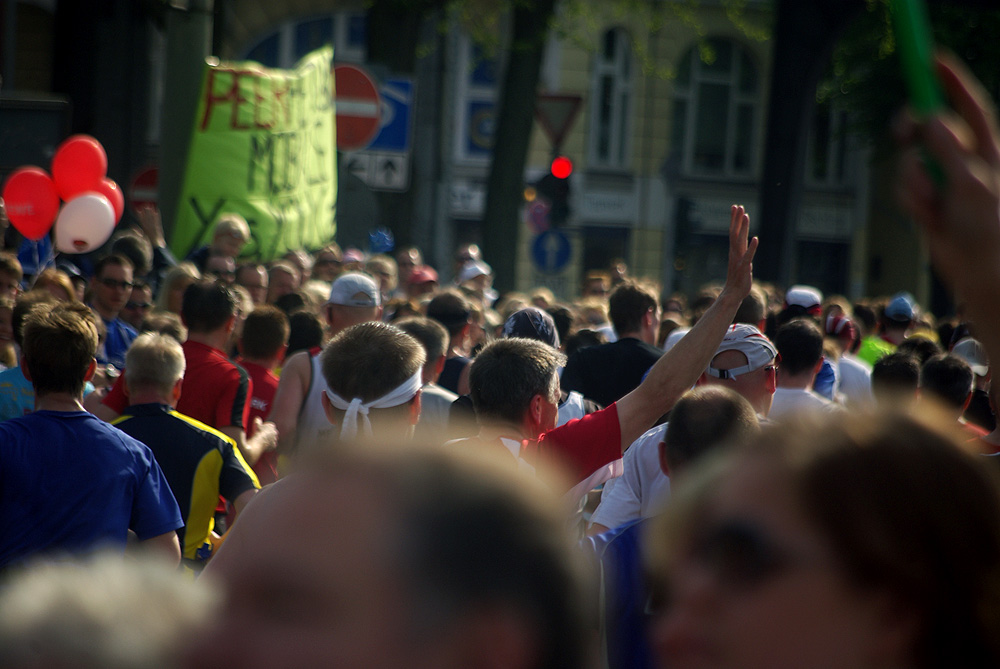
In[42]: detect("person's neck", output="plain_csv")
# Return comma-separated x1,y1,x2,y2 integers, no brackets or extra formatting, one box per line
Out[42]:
239,354,280,371
478,421,528,443
35,392,86,413
186,329,229,352
616,330,643,342
776,371,815,390
127,390,173,407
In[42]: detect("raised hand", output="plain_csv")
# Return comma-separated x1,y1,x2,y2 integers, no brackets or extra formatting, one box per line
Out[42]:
723,204,759,300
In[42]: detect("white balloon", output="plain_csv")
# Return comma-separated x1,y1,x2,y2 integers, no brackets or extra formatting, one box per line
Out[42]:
54,192,115,254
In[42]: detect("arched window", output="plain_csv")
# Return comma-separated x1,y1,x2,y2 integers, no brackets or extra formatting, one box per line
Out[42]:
671,38,760,177
588,28,633,170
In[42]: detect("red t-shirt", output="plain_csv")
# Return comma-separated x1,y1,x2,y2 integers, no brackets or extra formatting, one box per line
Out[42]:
104,341,251,433
236,357,279,485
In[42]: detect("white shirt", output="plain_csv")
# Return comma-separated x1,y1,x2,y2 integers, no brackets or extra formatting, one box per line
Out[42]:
838,354,873,408
589,423,670,530
768,386,838,421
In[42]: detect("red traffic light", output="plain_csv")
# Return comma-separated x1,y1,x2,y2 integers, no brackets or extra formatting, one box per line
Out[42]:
550,156,573,179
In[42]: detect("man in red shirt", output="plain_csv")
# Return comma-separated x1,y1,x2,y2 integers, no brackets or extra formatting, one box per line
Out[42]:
458,205,757,503
235,305,288,484
99,281,277,466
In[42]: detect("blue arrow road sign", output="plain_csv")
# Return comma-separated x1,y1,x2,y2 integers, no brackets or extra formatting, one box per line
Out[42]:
531,230,571,274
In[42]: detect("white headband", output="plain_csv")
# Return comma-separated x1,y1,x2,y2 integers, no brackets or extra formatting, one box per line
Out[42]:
325,371,423,440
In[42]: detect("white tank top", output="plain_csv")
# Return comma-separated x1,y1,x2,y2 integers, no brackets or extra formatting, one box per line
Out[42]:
293,349,338,454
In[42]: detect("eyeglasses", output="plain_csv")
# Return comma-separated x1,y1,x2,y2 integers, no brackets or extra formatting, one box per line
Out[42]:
125,301,152,310
705,361,778,380
686,519,820,590
99,278,134,290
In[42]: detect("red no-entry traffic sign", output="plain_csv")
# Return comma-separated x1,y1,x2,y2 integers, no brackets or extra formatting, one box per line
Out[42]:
334,64,382,152
128,165,158,217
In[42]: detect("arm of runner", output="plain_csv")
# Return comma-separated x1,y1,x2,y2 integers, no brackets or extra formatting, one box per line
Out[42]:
615,205,756,450
266,350,310,456
221,420,277,467
136,530,182,566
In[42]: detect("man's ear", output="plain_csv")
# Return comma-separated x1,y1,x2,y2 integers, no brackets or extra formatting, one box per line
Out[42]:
20,355,31,382
172,378,183,404
528,393,544,426
696,372,710,386
658,440,671,477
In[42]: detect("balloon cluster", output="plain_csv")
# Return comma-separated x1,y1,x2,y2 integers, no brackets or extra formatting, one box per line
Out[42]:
1,135,124,254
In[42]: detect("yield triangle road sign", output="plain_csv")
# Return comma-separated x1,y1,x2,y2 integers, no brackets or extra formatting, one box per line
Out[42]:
535,94,583,148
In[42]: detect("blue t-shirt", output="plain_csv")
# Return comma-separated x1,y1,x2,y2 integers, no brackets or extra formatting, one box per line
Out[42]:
583,519,655,669
0,410,183,568
98,317,138,371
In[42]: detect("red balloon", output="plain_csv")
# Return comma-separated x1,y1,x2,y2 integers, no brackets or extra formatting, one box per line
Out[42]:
2,166,59,240
51,135,107,200
92,178,125,224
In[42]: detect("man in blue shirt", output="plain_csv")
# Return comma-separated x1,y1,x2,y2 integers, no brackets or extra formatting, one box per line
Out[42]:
88,254,138,371
0,301,182,569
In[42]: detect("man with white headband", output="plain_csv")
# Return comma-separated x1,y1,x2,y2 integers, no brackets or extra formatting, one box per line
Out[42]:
319,321,425,442
269,272,383,455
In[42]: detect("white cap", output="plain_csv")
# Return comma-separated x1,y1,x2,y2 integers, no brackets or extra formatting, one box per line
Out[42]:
458,260,492,283
705,324,779,379
327,272,380,307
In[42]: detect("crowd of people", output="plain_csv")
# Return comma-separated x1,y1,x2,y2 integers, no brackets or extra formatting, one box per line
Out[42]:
2,53,1000,669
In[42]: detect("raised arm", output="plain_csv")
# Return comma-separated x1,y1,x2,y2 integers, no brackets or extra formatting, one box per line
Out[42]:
896,53,1000,372
615,205,757,450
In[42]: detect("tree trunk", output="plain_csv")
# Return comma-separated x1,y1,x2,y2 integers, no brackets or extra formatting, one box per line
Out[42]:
481,0,557,293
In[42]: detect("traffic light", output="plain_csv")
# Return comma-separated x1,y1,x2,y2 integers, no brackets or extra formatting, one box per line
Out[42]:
534,155,572,227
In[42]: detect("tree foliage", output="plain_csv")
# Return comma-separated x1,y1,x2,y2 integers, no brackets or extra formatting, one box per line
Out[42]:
822,0,1000,150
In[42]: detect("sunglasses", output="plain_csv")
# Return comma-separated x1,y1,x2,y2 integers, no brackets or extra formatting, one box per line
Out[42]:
99,278,134,290
125,301,152,310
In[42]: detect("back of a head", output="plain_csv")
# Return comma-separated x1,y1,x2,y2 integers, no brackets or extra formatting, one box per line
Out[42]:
426,289,472,337
287,310,324,356
395,316,450,362
665,386,759,472
110,231,153,277
872,352,921,405
322,321,425,403
240,305,290,360
124,332,186,397
12,290,57,348
733,286,766,327
502,307,560,349
287,444,592,669
920,353,974,411
774,318,824,375
140,311,187,343
22,302,99,396
608,280,658,335
897,336,942,366
181,280,237,334
469,337,566,426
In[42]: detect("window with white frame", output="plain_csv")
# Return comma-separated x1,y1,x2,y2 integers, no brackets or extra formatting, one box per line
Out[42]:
243,12,367,67
671,38,760,177
588,27,633,170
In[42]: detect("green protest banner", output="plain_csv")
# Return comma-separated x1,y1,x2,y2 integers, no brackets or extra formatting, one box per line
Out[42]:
170,46,336,262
